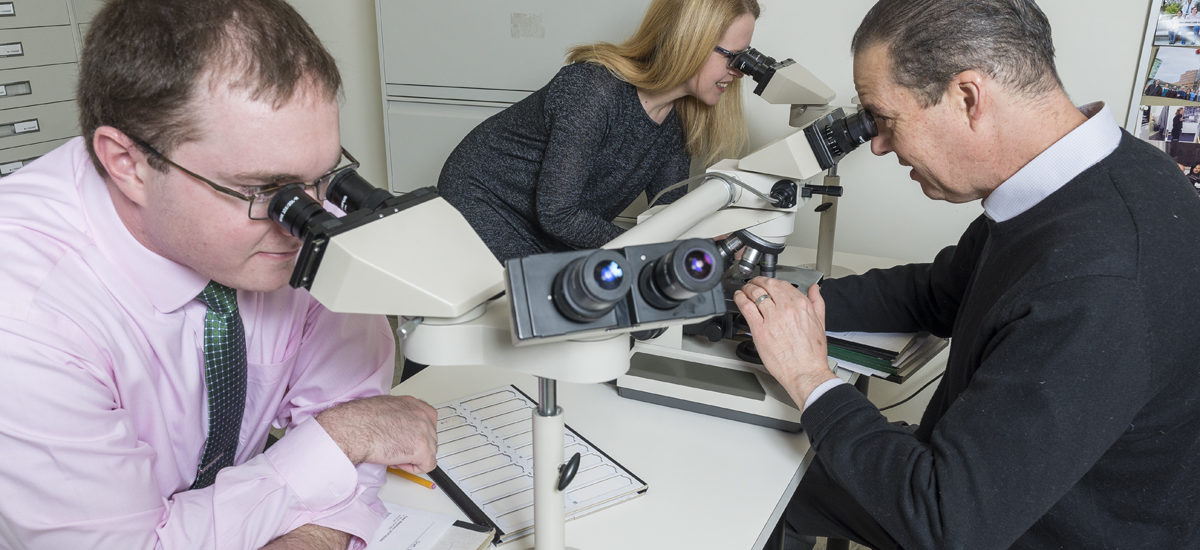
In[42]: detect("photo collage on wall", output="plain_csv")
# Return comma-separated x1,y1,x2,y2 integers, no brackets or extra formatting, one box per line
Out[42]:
1134,0,1200,195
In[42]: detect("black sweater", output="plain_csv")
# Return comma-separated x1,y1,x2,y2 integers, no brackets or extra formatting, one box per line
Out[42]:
437,62,689,262
808,133,1200,548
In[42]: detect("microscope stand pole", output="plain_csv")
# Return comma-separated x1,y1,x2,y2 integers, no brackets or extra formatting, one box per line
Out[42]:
815,168,840,277
532,376,576,550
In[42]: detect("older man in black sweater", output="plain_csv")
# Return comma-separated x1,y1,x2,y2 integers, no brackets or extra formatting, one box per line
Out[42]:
737,1,1200,548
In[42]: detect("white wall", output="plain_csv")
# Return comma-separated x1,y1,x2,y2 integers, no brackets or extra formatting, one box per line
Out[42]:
288,0,387,189
747,0,1153,263
294,0,1153,264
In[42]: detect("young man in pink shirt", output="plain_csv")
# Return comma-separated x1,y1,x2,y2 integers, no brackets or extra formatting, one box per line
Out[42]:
0,1,437,548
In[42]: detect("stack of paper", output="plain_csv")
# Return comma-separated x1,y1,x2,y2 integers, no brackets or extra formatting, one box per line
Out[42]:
827,331,948,383
367,502,494,550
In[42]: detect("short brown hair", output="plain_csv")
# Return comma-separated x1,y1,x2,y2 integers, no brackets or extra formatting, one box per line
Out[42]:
78,0,342,176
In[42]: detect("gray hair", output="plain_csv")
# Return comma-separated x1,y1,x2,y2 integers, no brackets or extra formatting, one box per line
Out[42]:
851,0,1063,107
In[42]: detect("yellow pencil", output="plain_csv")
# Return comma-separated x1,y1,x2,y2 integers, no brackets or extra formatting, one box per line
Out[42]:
388,467,436,490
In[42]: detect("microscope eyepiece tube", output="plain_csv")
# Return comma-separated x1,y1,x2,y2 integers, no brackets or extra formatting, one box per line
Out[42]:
729,48,789,82
807,108,879,169
267,184,338,240
639,239,721,309
326,169,394,214
551,249,633,322
729,47,796,97
833,109,878,146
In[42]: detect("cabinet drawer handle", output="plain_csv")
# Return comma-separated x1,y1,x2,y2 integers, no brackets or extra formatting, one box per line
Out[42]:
0,118,39,138
0,80,31,98
0,41,22,58
0,3,14,17
0,156,35,176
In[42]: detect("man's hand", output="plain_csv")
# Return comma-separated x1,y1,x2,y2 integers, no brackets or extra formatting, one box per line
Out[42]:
316,395,438,472
260,524,350,550
733,277,837,410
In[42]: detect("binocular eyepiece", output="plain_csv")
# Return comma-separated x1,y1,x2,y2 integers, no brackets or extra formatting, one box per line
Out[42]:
729,46,877,167
268,185,334,240
832,109,877,148
822,108,877,157
267,168,392,240
551,239,719,322
806,108,878,170
508,238,727,342
639,242,718,310
553,250,633,322
728,47,792,88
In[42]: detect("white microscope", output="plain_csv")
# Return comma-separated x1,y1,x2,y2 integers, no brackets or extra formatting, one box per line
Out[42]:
611,47,877,433
264,47,873,550
268,173,726,550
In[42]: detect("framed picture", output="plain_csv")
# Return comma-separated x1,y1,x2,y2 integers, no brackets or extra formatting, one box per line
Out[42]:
1128,0,1200,195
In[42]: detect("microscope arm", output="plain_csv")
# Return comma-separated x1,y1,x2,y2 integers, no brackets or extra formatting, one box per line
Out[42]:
606,160,804,250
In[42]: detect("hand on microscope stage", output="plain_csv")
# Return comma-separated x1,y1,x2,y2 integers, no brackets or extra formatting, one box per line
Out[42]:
317,395,439,472
734,277,837,411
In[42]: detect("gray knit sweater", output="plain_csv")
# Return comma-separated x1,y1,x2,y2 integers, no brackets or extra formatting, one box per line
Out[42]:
437,62,689,262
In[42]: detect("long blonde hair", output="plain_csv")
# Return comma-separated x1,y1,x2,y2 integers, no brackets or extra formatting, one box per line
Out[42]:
566,0,760,167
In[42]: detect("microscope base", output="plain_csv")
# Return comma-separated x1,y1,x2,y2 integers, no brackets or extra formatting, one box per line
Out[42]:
615,383,802,432
615,350,807,432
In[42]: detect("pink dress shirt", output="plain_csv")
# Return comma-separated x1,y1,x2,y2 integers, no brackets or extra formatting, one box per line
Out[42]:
0,139,395,549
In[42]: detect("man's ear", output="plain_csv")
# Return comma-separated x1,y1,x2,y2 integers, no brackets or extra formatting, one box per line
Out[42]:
948,70,987,128
92,126,151,206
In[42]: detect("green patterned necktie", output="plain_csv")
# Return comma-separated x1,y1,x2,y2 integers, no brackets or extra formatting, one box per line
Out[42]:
190,281,248,490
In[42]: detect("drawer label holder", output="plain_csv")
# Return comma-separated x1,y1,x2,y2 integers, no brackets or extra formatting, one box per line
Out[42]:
0,118,39,138
0,80,32,98
0,42,23,58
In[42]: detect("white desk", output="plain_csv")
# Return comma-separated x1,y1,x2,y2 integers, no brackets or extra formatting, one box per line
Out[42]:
383,365,811,549
379,247,933,549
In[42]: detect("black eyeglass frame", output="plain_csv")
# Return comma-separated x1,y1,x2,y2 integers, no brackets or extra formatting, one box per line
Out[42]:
127,135,359,220
713,45,752,67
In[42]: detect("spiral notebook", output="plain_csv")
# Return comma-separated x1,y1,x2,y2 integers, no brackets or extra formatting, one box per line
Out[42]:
429,386,647,544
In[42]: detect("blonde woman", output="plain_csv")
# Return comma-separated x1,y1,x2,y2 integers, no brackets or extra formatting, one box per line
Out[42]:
438,0,760,262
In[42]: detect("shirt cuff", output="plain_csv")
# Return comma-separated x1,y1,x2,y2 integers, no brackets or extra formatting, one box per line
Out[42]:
263,417,360,511
311,465,388,548
803,378,848,411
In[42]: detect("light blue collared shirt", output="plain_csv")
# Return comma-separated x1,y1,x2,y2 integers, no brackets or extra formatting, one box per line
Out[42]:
806,102,1122,412
982,102,1122,222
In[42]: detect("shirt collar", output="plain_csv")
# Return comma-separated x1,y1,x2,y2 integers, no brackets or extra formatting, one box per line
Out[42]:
982,102,1121,222
73,139,210,312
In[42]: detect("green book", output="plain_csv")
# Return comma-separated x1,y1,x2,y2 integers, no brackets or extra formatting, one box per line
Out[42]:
827,344,894,372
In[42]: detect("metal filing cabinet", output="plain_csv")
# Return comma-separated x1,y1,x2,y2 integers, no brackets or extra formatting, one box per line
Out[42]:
0,0,97,177
375,0,652,195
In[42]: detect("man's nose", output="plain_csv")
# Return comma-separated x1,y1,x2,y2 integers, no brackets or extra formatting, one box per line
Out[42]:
870,135,891,156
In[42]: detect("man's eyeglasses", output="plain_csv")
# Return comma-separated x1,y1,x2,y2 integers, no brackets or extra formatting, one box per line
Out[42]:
714,45,751,67
127,135,359,220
